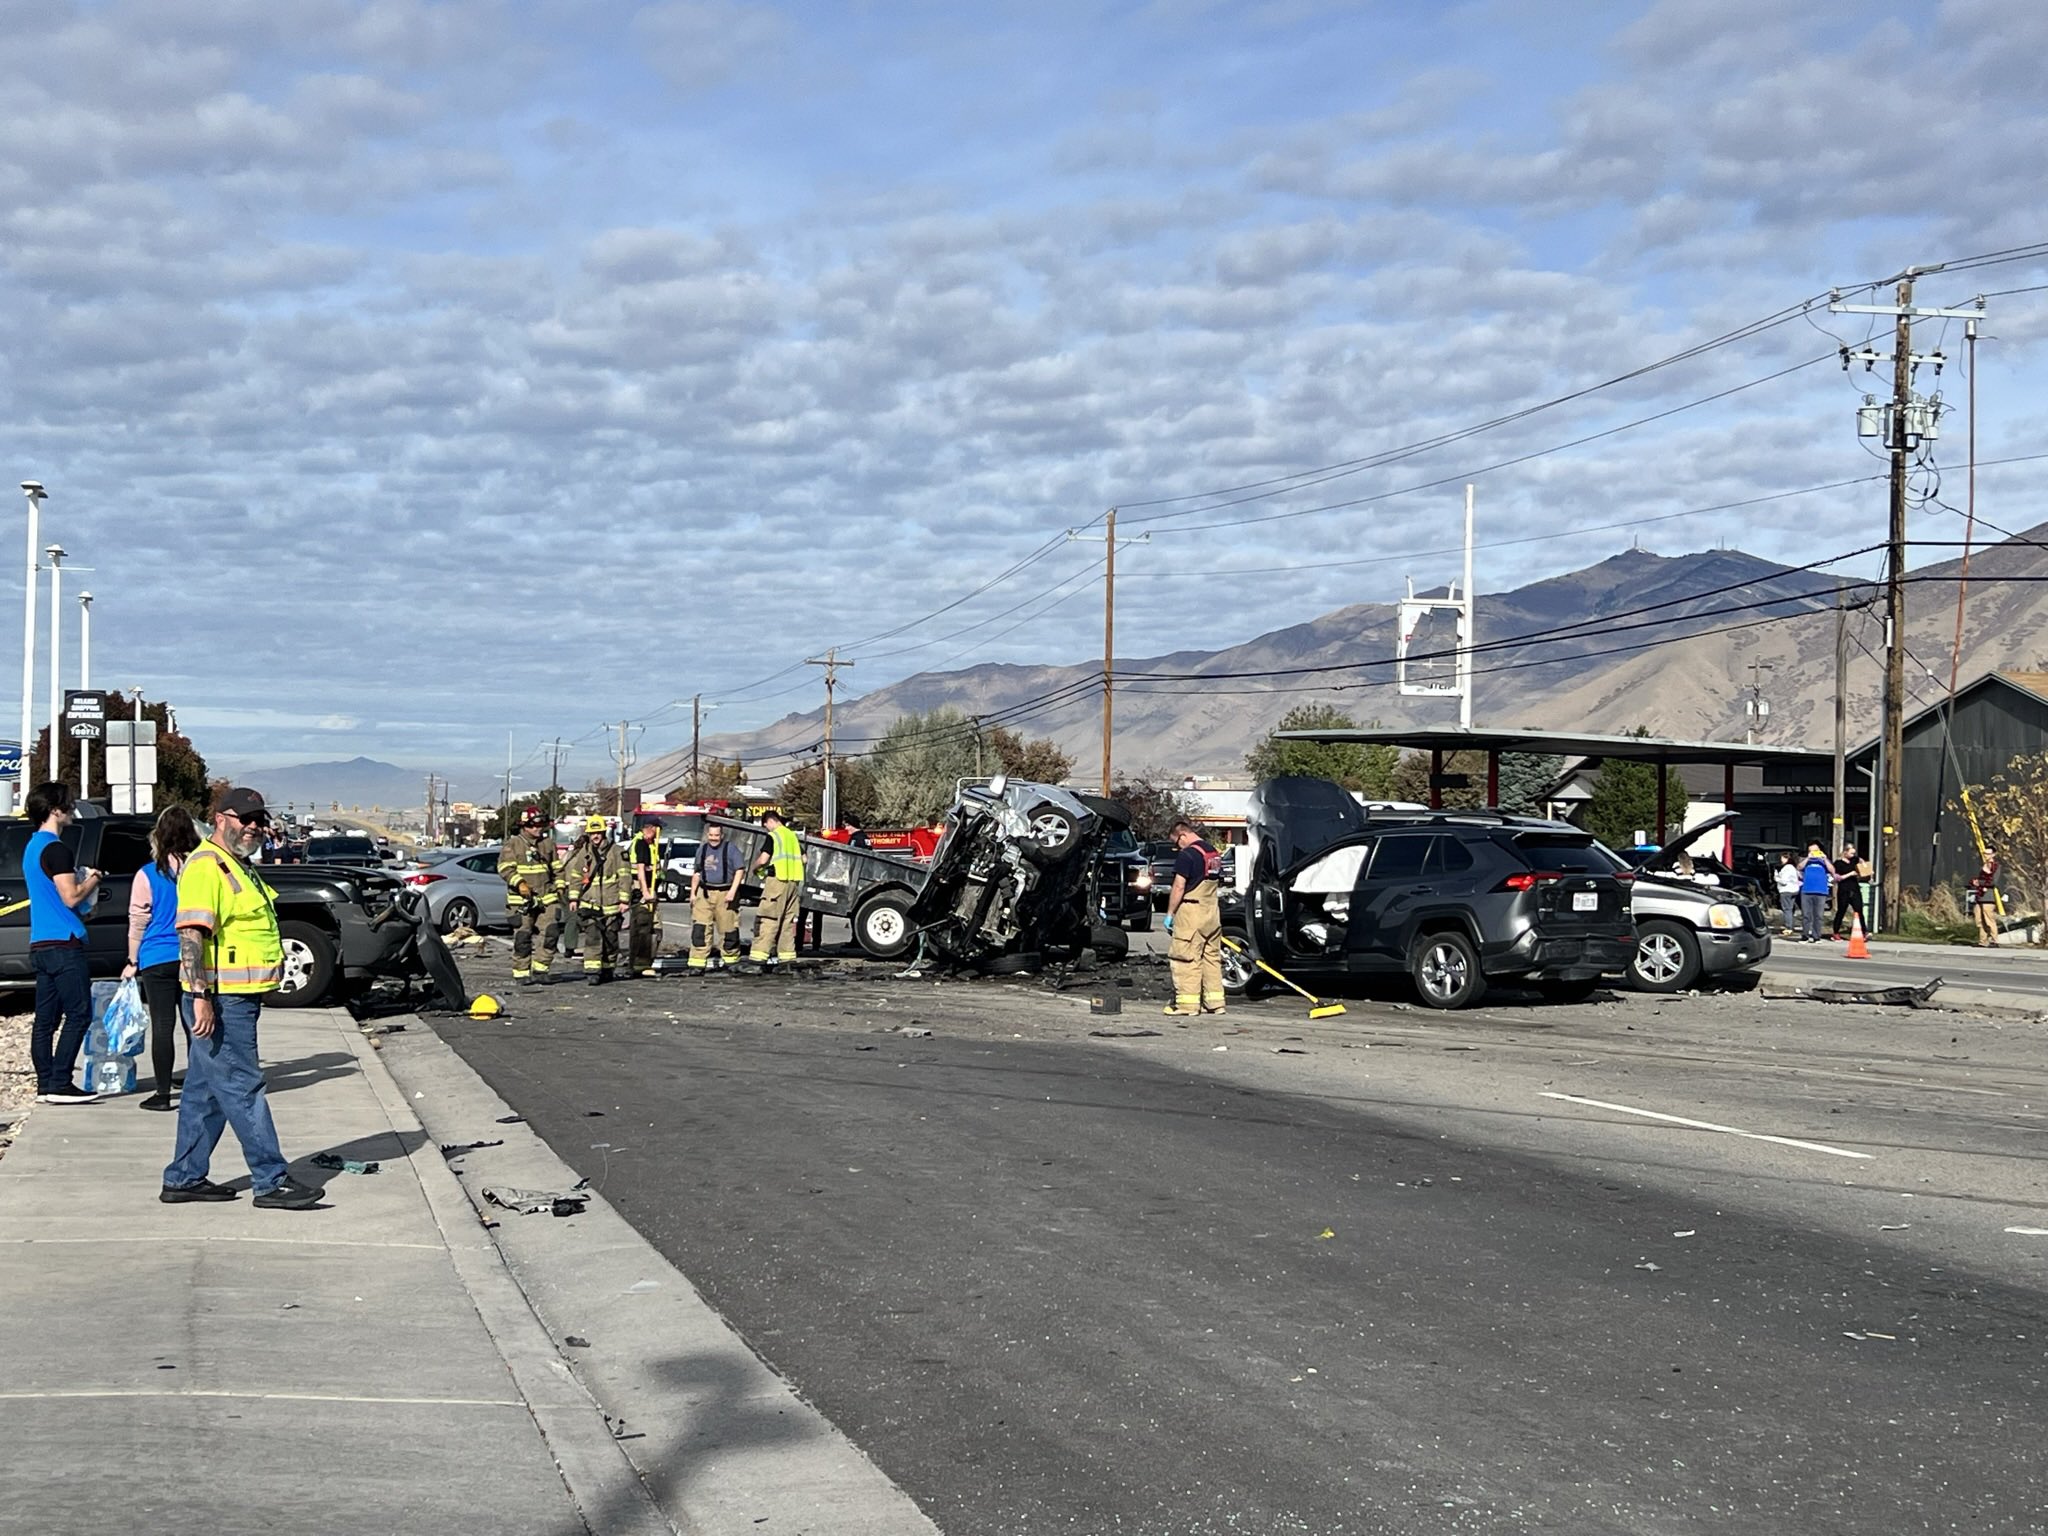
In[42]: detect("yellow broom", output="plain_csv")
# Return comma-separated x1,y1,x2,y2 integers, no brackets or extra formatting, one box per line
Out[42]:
1221,934,1346,1018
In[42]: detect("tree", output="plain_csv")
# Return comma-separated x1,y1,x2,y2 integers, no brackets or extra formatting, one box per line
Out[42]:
779,758,878,830
1580,732,1688,849
1245,704,1397,794
486,785,573,840
1957,752,2048,943
867,708,981,826
1495,752,1564,817
677,757,744,801
1110,770,1198,841
987,724,1073,785
1387,750,1487,809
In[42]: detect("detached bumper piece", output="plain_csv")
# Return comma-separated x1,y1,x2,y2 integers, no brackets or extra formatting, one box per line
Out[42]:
1805,977,1944,1008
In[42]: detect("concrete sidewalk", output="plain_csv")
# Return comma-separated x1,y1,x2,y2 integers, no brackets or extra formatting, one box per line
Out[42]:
0,1006,666,1536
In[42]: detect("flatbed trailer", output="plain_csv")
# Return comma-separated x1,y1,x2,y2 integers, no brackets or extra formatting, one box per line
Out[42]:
708,815,932,959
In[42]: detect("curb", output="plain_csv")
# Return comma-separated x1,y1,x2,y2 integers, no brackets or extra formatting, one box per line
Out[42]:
340,1020,680,1536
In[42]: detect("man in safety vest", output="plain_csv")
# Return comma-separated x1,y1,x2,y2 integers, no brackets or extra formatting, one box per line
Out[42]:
161,787,322,1210
561,816,631,984
1162,817,1224,1017
741,809,803,971
498,806,564,985
627,820,665,975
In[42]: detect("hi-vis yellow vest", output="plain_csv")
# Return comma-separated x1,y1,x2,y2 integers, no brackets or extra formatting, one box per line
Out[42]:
765,824,803,882
175,838,285,994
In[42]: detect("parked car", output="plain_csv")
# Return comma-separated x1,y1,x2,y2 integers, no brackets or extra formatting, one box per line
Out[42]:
655,839,700,903
0,811,420,1007
1094,826,1154,932
304,832,382,866
403,845,509,933
1221,777,1636,1009
1609,814,1773,992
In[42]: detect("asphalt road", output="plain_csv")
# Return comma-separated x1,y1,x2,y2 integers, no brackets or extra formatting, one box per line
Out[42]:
442,959,2047,1535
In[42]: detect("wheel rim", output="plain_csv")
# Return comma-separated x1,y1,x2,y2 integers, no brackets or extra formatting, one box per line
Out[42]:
864,906,906,947
448,900,478,929
1636,932,1684,984
1417,940,1467,1001
1220,947,1251,991
1029,811,1069,846
279,938,314,995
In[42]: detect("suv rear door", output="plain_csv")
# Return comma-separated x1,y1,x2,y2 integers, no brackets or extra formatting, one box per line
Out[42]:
1503,831,1630,932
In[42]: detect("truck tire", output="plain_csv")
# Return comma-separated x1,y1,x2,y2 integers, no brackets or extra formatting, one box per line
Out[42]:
1089,924,1130,961
272,919,338,1008
853,892,916,960
1410,929,1487,1010
1628,921,1701,993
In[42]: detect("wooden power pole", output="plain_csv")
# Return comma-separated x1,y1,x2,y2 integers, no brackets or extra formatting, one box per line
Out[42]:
1067,509,1148,795
805,648,851,827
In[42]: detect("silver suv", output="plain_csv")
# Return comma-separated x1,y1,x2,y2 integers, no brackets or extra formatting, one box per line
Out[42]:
1609,813,1772,992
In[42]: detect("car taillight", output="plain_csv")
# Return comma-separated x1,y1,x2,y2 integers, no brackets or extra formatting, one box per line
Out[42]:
1498,871,1563,891
404,872,445,887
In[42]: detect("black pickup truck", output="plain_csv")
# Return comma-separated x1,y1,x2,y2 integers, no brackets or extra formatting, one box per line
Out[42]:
0,811,416,1007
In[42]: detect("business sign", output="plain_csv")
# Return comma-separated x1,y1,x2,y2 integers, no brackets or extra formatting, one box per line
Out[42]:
68,721,101,741
0,741,19,781
63,690,107,725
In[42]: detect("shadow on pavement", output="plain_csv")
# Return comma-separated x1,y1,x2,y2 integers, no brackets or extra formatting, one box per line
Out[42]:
265,1050,364,1094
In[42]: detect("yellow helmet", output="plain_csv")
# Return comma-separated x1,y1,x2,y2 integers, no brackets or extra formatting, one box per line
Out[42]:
468,993,502,1018
584,815,607,834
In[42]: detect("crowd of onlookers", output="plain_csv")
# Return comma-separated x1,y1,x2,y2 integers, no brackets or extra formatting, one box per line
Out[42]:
1773,842,2003,946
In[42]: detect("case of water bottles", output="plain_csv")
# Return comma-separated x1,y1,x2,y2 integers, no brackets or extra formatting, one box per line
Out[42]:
80,978,149,1097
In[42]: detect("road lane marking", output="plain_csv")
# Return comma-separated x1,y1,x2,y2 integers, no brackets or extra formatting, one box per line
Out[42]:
1540,1092,1873,1160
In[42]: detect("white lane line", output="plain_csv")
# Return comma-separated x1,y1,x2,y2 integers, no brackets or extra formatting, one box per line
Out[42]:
2006,1226,2048,1236
1541,1092,1873,1160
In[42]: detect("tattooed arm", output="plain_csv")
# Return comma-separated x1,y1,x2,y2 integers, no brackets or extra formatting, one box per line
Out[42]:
181,926,219,1037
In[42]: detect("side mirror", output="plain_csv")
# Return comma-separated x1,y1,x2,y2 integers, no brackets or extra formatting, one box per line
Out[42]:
986,775,1008,797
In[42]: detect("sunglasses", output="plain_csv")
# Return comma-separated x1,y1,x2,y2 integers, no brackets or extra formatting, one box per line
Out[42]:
224,809,270,827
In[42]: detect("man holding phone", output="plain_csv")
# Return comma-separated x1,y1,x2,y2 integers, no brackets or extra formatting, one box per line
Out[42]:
24,779,102,1104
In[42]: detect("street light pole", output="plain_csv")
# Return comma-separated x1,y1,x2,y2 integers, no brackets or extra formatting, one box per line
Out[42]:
15,483,42,812
77,592,91,800
45,545,64,790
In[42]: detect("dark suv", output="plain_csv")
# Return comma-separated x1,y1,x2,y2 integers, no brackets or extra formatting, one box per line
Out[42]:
0,811,419,1007
1225,778,1637,1009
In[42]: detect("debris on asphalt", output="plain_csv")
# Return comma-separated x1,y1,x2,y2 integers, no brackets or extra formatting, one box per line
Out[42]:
854,1044,877,1051
564,1335,591,1348
624,1279,660,1293
440,1139,504,1158
1805,977,1944,1008
2005,1226,2048,1236
1272,1047,1307,1054
1673,1230,1696,1238
1089,1028,1162,1038
360,1022,408,1036
311,1153,380,1175
1316,1227,1335,1239
483,1185,590,1217
1879,1223,1911,1231
1212,1045,1228,1052
900,1027,933,1038
1089,993,1122,1016
495,1114,524,1124
1635,1261,1662,1272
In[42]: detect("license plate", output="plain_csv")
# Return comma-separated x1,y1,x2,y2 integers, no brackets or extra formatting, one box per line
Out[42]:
1572,891,1598,911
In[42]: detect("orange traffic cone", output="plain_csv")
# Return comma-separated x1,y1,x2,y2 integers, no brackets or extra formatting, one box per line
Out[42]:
1844,910,1871,959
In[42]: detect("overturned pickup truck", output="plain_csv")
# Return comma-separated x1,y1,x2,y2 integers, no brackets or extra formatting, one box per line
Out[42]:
715,776,1127,968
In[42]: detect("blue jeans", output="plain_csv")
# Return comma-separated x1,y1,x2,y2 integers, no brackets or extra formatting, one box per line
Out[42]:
31,943,91,1093
1801,891,1827,942
163,994,288,1194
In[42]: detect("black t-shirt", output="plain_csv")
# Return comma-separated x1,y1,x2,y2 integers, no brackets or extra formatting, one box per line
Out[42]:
1174,840,1220,888
40,841,75,880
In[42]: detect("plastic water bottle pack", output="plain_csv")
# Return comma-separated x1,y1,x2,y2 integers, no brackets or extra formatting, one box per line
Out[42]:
81,979,149,1097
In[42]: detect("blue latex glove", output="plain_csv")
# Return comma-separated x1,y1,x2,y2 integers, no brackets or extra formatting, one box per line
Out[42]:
1162,913,1174,933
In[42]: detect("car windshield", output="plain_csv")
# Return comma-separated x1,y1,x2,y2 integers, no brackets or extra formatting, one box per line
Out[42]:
1102,829,1139,855
1509,832,1623,874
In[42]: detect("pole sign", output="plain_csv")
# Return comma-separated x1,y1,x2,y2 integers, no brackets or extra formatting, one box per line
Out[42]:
0,741,19,781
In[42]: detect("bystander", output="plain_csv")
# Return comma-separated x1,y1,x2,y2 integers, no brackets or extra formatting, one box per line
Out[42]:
123,805,201,1111
24,780,102,1105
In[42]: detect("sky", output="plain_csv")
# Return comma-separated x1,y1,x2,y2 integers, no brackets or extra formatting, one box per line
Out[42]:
5,0,2047,791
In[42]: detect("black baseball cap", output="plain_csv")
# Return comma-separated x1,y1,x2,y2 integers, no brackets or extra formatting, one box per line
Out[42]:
215,786,270,825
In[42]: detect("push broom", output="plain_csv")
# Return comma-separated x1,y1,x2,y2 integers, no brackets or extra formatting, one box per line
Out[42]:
1220,934,1347,1019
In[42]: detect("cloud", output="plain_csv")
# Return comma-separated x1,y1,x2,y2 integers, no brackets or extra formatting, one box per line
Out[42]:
630,0,791,93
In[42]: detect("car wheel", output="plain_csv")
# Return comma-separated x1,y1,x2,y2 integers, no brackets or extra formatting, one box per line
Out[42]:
272,920,339,1008
1536,977,1601,1004
1410,930,1487,1010
1219,939,1265,998
853,892,916,960
1089,924,1130,961
440,897,480,934
1023,806,1082,863
1628,921,1701,993
661,877,687,903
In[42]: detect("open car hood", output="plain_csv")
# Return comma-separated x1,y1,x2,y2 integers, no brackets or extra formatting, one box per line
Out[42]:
1633,811,1742,872
1247,777,1368,874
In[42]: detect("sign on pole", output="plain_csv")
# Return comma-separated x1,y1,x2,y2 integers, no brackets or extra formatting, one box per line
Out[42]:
0,740,21,782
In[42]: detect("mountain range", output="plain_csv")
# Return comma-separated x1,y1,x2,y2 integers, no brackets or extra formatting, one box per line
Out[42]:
228,756,449,814
631,522,2048,791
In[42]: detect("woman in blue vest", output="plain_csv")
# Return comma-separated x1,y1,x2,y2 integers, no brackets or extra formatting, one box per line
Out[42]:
24,780,103,1103
122,806,202,1110
1797,842,1835,944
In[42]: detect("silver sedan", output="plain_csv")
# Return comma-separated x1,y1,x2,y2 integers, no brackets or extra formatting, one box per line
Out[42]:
406,845,509,933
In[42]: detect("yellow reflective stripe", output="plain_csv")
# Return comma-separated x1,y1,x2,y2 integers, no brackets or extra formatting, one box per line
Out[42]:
188,848,244,895
216,964,285,984
173,907,218,929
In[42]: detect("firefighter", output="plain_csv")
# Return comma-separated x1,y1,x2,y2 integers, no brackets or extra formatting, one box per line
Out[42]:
1162,817,1224,1016
561,816,631,985
627,821,664,976
688,822,744,972
741,808,803,972
498,807,564,986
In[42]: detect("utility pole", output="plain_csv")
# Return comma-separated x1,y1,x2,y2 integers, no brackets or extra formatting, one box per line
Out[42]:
805,649,852,828
610,721,636,823
542,738,568,818
423,773,436,844
15,482,44,814
690,694,704,796
1831,272,1985,927
1067,510,1149,794
1743,657,1772,745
